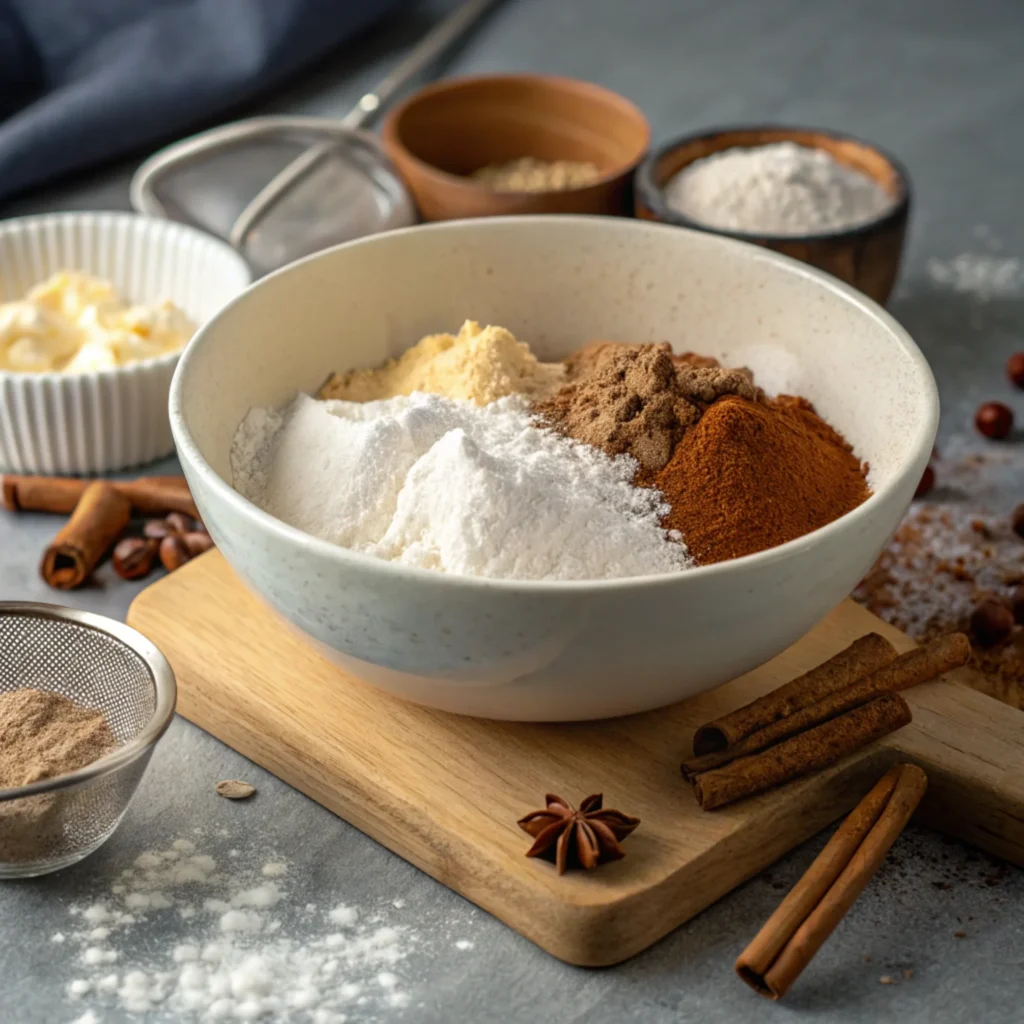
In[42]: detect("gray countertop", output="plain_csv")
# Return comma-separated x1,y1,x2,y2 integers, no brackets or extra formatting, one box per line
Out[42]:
3,1,1024,1021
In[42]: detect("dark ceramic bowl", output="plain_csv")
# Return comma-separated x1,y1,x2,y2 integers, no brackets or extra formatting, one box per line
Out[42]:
635,125,911,304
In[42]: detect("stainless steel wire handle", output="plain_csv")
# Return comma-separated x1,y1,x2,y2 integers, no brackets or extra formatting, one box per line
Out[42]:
228,0,500,250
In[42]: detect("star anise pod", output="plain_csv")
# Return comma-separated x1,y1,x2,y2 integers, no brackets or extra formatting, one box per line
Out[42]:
517,793,640,874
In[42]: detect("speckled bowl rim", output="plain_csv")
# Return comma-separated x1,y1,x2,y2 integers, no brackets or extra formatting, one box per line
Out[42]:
0,211,250,384
635,124,912,244
381,73,652,196
170,215,938,594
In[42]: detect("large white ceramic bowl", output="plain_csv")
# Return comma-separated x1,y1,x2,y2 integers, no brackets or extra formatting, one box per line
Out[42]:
170,216,937,721
0,212,251,474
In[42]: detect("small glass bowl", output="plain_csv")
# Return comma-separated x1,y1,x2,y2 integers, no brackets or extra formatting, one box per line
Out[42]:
0,602,176,879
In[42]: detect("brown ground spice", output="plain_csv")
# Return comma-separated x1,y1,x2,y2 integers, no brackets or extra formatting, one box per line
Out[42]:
643,394,871,564
0,688,117,862
564,340,734,381
536,343,758,473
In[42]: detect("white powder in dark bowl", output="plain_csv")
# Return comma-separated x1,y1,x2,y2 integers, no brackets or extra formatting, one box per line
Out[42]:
664,141,895,237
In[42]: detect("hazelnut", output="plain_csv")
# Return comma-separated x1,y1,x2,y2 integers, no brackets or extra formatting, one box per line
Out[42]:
112,537,159,580
970,600,1014,647
143,519,172,540
159,534,192,572
164,512,194,535
1012,503,1024,540
1012,586,1024,626
182,531,215,557
914,464,935,498
1007,352,1024,389
974,402,1014,440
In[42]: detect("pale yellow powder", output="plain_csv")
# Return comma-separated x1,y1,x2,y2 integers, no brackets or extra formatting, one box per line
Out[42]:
318,321,565,405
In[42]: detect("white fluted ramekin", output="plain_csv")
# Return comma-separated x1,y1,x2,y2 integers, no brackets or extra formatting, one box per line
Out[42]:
0,212,251,474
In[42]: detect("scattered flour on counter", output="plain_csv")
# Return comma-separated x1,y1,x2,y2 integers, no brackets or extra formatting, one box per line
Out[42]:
328,905,359,927
230,391,691,580
58,837,410,1022
926,253,1024,301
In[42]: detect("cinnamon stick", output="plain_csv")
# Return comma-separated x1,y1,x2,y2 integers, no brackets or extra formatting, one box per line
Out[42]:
693,633,898,756
39,483,132,589
682,634,970,779
2,474,197,518
690,693,911,811
736,763,928,999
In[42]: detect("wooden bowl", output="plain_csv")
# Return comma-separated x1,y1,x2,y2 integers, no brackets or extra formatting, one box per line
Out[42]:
381,74,650,221
635,126,911,304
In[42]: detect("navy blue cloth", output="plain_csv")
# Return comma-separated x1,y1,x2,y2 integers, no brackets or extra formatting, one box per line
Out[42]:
0,0,412,201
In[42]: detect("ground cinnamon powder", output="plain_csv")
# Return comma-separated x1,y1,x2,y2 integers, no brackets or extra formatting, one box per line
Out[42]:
643,394,870,564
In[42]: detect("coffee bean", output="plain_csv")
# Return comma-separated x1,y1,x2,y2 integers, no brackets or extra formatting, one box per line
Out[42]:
914,465,935,498
975,402,1014,439
143,519,172,540
112,537,159,580
1011,586,1024,626
159,534,192,572
1007,352,1024,389
1012,503,1024,540
182,531,214,557
970,600,1014,647
164,512,194,535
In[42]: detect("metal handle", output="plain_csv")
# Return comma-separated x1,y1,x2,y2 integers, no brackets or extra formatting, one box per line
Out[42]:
228,0,499,250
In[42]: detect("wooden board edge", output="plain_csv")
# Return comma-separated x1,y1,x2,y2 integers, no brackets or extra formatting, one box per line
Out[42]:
888,680,1024,866
126,565,1024,964
157,667,896,966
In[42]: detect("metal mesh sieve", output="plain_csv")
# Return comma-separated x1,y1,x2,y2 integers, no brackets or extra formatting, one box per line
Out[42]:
0,603,176,878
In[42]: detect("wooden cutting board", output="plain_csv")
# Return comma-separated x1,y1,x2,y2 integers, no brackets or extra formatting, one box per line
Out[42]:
127,552,1024,967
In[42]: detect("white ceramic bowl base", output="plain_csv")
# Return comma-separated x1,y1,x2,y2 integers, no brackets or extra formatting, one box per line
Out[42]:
0,213,250,474
171,217,937,721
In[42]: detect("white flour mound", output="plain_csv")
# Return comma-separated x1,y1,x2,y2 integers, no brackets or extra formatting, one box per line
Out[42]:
664,141,894,236
230,391,691,581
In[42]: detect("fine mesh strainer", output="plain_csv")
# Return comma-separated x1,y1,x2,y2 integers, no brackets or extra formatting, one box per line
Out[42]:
130,0,499,276
0,603,176,879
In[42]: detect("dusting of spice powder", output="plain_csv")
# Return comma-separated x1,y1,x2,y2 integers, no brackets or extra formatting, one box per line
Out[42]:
854,449,1024,704
535,342,759,473
642,394,871,564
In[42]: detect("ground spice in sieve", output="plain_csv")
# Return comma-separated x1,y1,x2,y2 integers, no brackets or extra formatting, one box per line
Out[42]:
642,394,870,564
0,689,117,862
